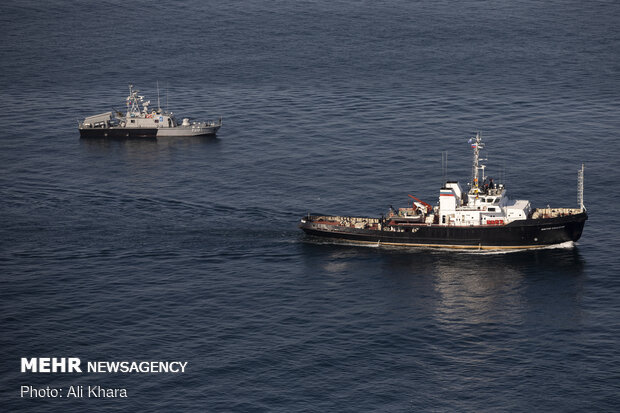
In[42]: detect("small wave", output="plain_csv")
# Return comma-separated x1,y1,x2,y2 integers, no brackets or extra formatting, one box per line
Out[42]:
301,237,576,254
459,241,575,255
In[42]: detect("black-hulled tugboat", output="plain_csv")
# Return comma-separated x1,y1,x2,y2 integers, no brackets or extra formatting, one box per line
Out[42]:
78,85,222,138
300,133,587,250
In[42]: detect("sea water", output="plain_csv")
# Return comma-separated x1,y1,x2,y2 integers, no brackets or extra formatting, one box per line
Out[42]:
1,0,619,411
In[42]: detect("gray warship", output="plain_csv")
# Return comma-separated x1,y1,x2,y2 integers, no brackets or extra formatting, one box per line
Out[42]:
78,85,222,138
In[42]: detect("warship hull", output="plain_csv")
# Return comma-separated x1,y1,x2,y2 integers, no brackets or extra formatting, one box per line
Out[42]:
79,127,158,139
79,125,221,139
300,212,588,250
156,124,221,137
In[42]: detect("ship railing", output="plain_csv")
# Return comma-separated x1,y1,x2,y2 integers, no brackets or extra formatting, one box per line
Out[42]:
485,187,503,196
307,215,381,225
531,207,583,219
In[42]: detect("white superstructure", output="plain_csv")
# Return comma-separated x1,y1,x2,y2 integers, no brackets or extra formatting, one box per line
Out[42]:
434,133,531,227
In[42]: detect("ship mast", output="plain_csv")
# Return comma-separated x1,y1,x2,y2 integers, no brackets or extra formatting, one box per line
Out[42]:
126,85,142,115
469,132,485,193
578,163,585,211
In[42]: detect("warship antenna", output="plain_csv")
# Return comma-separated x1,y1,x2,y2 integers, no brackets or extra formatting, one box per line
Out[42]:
157,81,161,111
127,84,142,114
578,164,585,211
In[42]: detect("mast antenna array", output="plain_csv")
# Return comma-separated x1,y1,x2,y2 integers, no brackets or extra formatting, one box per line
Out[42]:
468,132,485,192
578,164,585,211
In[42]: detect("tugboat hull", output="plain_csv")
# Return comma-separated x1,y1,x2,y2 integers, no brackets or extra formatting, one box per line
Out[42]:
300,133,588,250
300,212,588,249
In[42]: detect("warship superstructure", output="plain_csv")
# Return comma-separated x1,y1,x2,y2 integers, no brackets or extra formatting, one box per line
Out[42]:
300,133,587,250
78,85,222,138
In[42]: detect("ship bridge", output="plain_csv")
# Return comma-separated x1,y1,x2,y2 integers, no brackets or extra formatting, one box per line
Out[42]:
435,133,533,226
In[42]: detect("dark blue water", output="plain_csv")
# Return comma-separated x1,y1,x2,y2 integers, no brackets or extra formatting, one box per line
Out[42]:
2,0,620,411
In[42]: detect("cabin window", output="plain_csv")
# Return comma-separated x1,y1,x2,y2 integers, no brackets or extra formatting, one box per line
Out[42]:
130,119,135,124
154,119,159,123
488,207,496,212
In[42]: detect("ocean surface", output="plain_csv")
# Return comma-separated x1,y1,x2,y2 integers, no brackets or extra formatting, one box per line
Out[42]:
1,0,620,411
